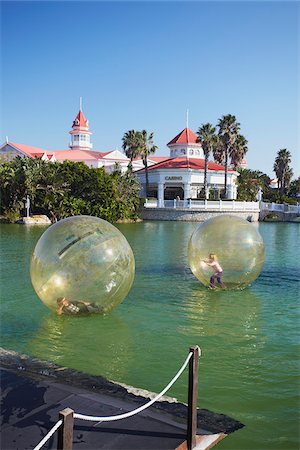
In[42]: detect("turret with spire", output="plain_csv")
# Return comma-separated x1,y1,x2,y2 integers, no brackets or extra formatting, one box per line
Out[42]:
69,98,93,150
167,111,204,159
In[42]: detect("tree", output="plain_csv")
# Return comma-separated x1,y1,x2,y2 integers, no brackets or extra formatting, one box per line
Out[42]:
288,176,300,198
230,134,248,169
139,130,157,198
237,169,270,201
122,129,157,197
196,123,217,199
122,130,141,163
0,157,141,223
216,114,240,197
273,149,293,194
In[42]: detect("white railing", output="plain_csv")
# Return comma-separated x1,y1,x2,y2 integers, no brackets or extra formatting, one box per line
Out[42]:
260,202,300,213
144,199,260,211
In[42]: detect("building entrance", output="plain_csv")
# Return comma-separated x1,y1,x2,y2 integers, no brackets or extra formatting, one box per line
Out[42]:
164,186,184,200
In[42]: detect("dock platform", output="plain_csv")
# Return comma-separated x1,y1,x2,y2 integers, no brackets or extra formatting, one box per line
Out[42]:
0,348,244,449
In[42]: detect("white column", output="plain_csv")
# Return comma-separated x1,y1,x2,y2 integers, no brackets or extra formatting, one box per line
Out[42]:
227,184,234,200
183,183,190,208
184,183,190,200
233,184,237,200
158,183,164,208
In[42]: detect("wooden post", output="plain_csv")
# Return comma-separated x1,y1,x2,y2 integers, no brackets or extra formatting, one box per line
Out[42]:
57,408,74,450
187,346,200,450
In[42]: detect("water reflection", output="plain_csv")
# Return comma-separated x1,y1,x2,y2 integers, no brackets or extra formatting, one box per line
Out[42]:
25,313,132,381
180,287,263,346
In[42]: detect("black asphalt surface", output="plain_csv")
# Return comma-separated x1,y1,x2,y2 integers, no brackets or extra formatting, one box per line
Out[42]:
0,368,192,450
0,348,244,450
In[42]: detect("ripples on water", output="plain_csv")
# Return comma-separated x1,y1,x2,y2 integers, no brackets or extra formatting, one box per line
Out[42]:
0,222,299,449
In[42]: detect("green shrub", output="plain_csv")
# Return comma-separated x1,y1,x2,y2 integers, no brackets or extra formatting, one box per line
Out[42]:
3,208,21,223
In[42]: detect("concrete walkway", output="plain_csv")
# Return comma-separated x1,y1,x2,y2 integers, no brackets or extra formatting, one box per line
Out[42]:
0,349,244,449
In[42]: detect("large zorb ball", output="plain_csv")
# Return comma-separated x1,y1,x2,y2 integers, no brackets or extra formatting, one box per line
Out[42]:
188,215,265,289
30,216,135,314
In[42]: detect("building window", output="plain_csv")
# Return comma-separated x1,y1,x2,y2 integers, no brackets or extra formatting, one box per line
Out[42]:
190,149,194,155
181,148,185,154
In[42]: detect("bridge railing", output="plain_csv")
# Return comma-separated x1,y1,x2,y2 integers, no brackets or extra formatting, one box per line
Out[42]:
33,346,201,450
144,199,260,210
260,202,300,213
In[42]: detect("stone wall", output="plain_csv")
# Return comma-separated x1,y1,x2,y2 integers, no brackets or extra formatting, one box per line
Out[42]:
140,208,259,222
259,210,300,222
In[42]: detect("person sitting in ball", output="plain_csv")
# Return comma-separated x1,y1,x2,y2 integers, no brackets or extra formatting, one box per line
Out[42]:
202,254,226,289
56,297,103,315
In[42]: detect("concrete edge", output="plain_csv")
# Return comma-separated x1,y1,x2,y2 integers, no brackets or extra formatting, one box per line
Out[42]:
0,347,244,435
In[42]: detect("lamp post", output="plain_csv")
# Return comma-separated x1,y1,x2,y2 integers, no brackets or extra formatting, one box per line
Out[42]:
25,196,30,218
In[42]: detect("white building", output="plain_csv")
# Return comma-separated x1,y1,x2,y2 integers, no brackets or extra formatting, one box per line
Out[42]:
135,128,239,201
0,107,134,172
0,107,239,200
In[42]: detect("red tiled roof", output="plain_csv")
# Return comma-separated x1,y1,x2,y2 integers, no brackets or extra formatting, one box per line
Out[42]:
8,142,112,161
54,150,106,161
72,110,88,128
148,156,170,163
132,156,169,163
137,157,234,172
9,141,49,156
167,128,200,146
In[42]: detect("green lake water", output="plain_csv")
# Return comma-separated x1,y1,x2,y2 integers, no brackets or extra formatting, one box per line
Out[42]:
0,221,299,449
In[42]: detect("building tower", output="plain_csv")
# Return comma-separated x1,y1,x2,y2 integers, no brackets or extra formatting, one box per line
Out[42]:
69,99,93,150
167,128,204,159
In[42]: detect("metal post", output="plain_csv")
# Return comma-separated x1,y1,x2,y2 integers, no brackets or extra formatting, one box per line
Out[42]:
25,195,30,218
57,408,74,450
187,346,200,450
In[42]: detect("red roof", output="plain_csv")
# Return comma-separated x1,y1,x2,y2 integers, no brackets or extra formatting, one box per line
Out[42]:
7,142,111,161
167,128,200,146
137,157,234,172
9,142,50,156
72,110,88,129
54,150,110,161
148,156,170,163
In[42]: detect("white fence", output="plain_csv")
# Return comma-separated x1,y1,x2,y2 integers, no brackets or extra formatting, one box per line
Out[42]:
260,201,300,214
144,199,260,211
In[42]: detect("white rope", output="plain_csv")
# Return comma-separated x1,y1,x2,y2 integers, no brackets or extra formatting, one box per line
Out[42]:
33,419,63,450
74,351,193,422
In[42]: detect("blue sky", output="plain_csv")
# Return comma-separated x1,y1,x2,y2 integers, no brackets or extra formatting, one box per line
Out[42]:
1,1,299,177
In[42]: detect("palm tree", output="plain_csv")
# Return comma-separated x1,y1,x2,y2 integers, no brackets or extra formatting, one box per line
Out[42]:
273,149,293,194
196,123,217,199
230,134,248,169
139,130,157,198
216,114,240,197
122,130,141,169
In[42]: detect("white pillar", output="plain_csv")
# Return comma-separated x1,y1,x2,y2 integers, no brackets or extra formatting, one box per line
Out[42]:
233,184,237,200
158,183,164,208
227,184,234,200
184,183,190,200
183,183,190,208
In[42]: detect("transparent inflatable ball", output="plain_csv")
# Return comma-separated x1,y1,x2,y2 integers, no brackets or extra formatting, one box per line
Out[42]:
30,215,135,315
188,215,265,289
